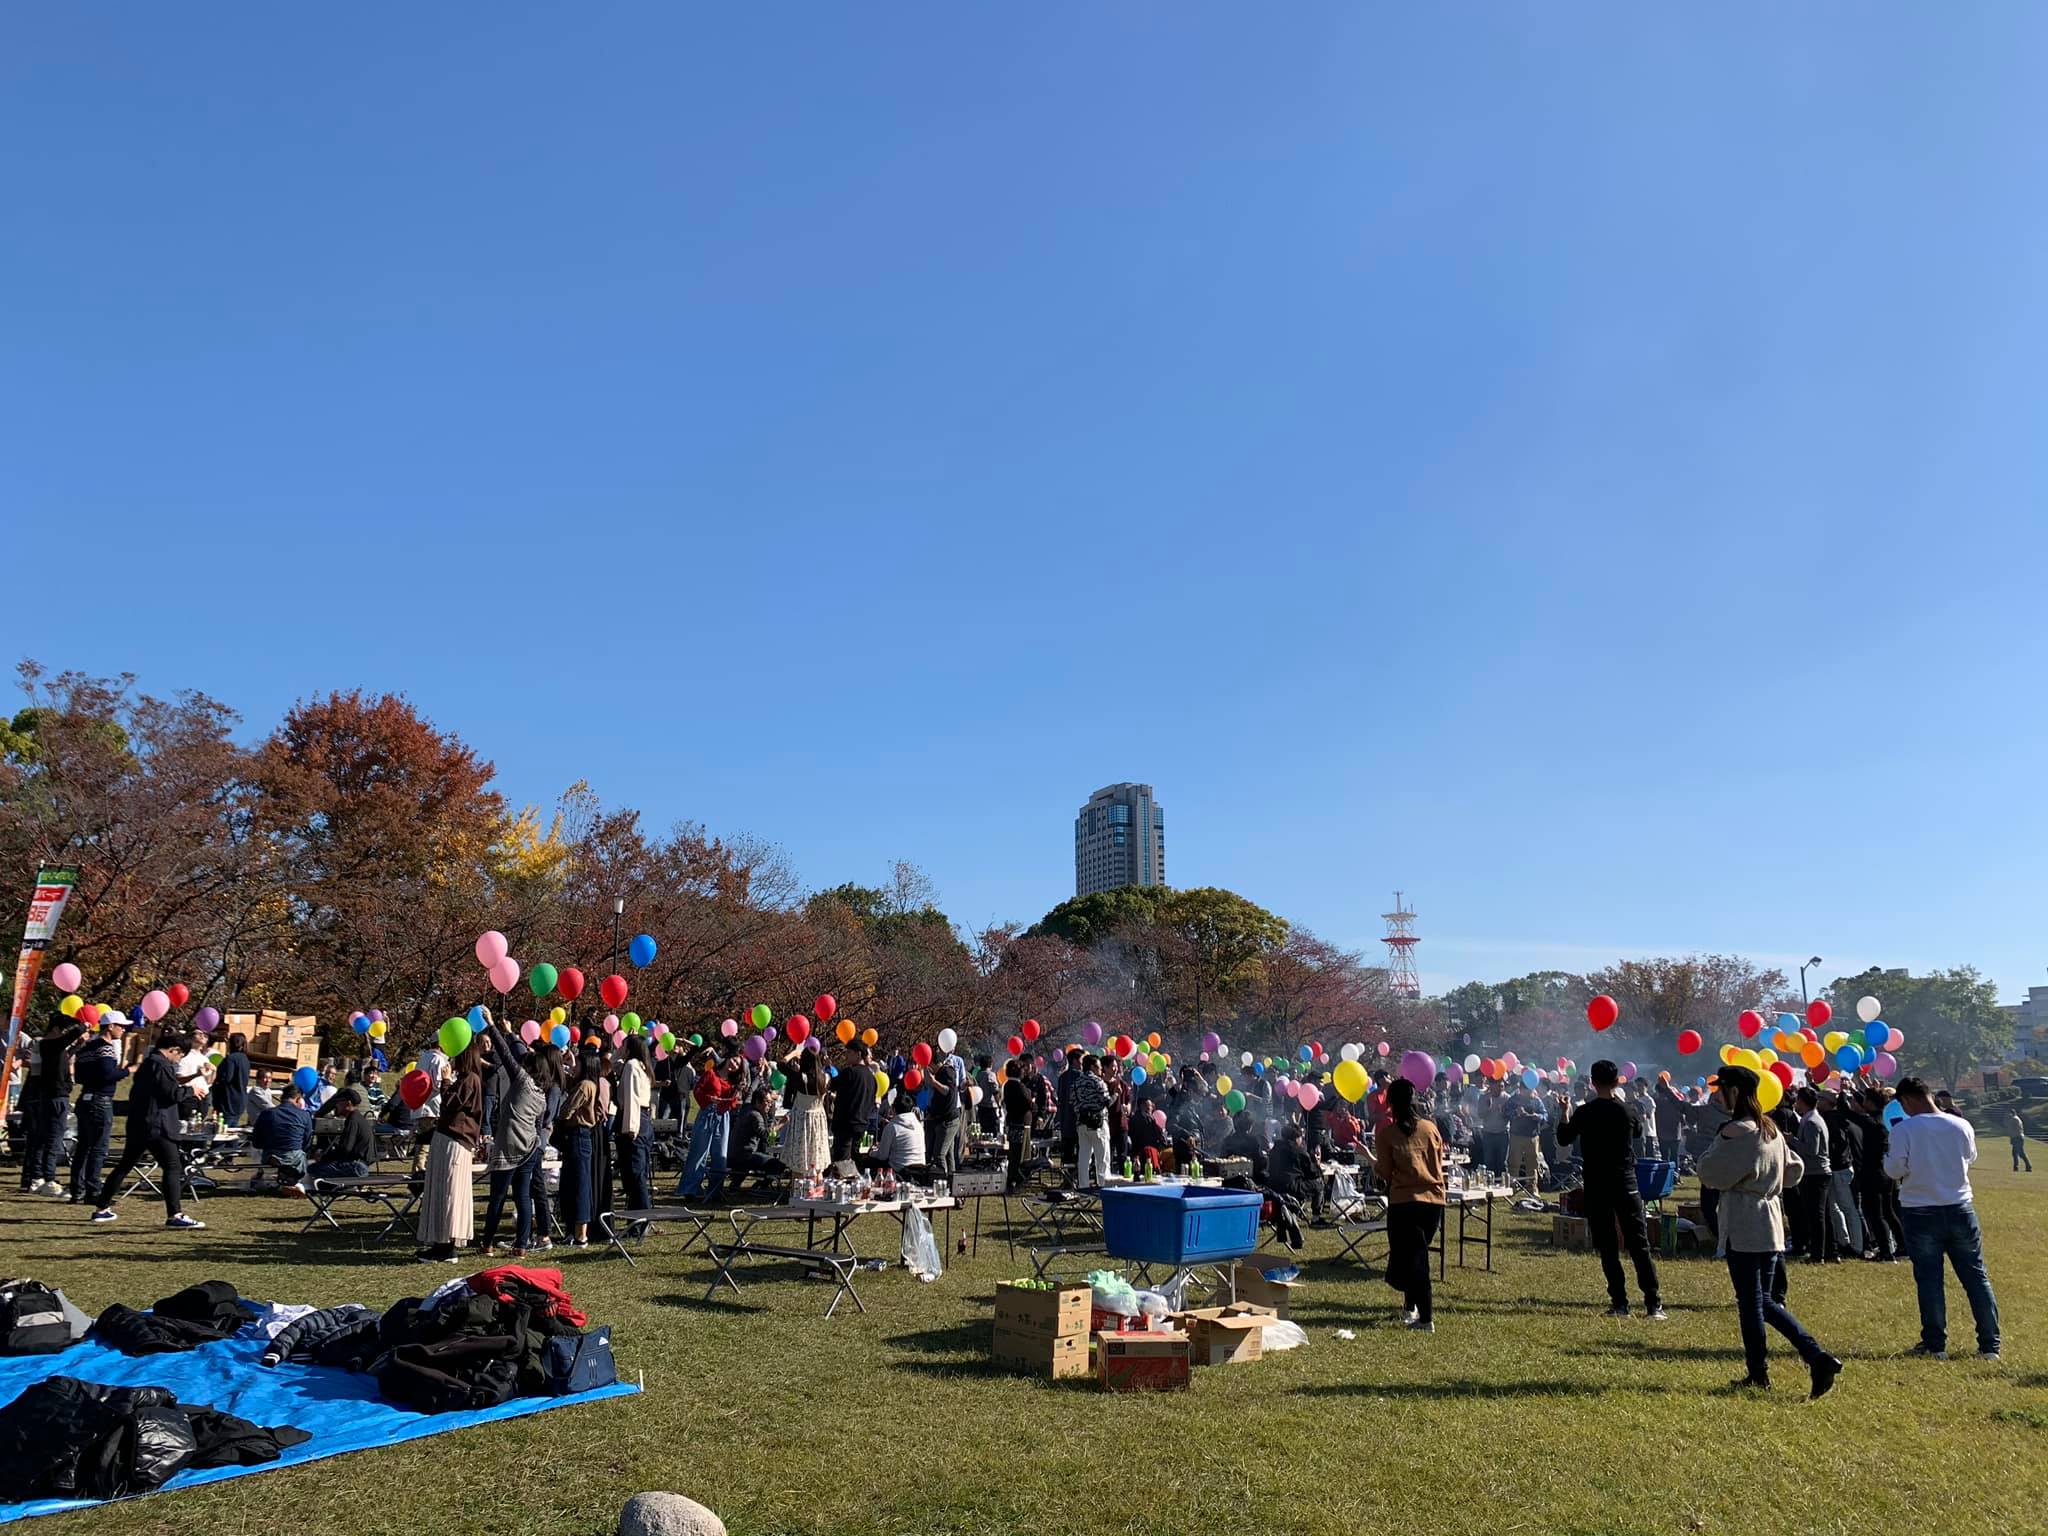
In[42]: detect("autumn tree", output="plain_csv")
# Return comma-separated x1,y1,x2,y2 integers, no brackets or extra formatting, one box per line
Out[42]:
1830,965,2011,1090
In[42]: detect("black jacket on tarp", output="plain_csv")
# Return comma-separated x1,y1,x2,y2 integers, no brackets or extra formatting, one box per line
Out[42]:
92,1281,258,1357
0,1375,307,1501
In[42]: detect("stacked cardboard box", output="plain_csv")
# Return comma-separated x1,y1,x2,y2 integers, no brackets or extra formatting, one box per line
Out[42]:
1230,1261,1301,1319
991,1283,1091,1381
1552,1214,1590,1250
1098,1331,1191,1391
1168,1302,1275,1367
234,1009,323,1068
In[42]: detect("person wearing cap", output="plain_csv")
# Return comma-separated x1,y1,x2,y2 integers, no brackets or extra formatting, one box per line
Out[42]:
1698,1064,1842,1397
68,1018,130,1205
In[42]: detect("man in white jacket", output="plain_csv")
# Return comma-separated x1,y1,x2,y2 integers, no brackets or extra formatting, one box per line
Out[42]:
1883,1077,2000,1362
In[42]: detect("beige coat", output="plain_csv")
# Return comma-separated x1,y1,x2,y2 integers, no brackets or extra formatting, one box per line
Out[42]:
1697,1120,1806,1255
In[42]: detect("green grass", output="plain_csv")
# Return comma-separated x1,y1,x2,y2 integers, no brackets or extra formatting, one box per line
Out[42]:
6,1166,2044,1536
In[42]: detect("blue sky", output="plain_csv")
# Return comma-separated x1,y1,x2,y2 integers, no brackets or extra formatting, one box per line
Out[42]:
4,8,2043,1000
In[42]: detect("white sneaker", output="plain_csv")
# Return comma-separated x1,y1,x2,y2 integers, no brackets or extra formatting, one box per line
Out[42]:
165,1214,206,1230
36,1181,62,1196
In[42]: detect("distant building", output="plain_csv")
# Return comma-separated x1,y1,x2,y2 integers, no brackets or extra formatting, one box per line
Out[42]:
1074,783,1165,897
2007,986,2048,1063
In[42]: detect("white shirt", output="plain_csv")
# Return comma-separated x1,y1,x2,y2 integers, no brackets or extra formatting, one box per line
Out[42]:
1882,1109,1977,1208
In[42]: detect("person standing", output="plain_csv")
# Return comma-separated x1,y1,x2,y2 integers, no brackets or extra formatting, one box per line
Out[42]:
974,1054,999,1137
414,1034,483,1263
2011,1109,2033,1173
19,1019,83,1194
678,1049,739,1199
1653,1073,1686,1167
1477,1080,1510,1176
1371,1078,1446,1332
1054,1048,1083,1172
1106,1055,1132,1172
555,1051,607,1247
68,1019,128,1207
1555,1060,1666,1320
778,1046,831,1178
213,1034,251,1127
479,1014,553,1257
1884,1077,2001,1361
1697,1066,1841,1397
1069,1055,1113,1189
90,1033,209,1229
614,1036,654,1217
828,1042,877,1169
1792,1087,1837,1263
923,1050,963,1177
1506,1083,1546,1192
1002,1057,1035,1190
1820,1091,1865,1260
1848,1087,1902,1261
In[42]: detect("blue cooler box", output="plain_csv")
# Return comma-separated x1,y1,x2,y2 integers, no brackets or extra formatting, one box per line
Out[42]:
1100,1184,1262,1266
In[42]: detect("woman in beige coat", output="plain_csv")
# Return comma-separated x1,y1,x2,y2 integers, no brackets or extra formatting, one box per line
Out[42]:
1697,1065,1842,1398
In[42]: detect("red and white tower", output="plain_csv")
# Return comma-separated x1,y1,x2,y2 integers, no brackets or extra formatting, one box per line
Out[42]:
1382,890,1420,998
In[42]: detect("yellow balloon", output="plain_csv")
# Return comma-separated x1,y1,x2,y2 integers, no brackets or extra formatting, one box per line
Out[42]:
1732,1048,1762,1072
1822,1030,1847,1052
1719,1044,1739,1066
1333,1059,1369,1102
59,993,83,1017
549,1007,566,1025
1215,1074,1233,1095
1756,1072,1784,1112
1758,1048,1777,1066
873,1070,890,1100
369,1020,387,1039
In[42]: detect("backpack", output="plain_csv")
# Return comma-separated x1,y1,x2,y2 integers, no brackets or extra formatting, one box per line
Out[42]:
541,1327,616,1395
0,1279,72,1355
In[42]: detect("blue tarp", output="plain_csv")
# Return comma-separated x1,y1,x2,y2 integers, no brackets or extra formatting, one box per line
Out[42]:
0,1313,638,1524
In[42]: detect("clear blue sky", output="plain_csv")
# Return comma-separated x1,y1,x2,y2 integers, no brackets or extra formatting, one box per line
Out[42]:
4,8,2044,1001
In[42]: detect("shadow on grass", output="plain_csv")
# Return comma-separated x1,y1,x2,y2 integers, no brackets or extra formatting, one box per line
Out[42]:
649,1291,769,1315
1296,1377,1668,1400
887,1321,997,1354
890,1356,1023,1382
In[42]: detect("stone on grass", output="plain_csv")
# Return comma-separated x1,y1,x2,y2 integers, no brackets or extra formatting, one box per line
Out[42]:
619,1491,726,1536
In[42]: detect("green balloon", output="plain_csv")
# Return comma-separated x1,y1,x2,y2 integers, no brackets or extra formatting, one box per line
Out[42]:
1224,1089,1246,1113
751,1003,772,1030
439,1016,473,1056
528,962,558,998
621,1010,642,1034
769,1070,787,1091
688,1033,703,1046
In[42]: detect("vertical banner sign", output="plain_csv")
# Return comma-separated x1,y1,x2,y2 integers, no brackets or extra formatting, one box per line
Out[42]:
0,865,80,1101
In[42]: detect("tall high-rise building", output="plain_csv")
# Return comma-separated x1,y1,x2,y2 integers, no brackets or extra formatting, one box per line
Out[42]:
1074,783,1165,897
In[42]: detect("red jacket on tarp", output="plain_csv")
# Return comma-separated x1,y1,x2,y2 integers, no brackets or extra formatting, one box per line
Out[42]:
465,1265,587,1329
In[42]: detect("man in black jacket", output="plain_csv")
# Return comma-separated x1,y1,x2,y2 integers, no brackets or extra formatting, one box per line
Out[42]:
69,1020,130,1206
1556,1059,1665,1320
828,1042,876,1169
20,1021,84,1195
91,1035,209,1229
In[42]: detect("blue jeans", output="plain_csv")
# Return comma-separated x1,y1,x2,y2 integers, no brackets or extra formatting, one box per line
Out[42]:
308,1159,370,1183
21,1098,68,1186
1725,1251,1825,1383
560,1126,594,1226
69,1095,115,1203
677,1109,727,1199
484,1146,546,1250
617,1129,653,1214
1901,1203,2000,1354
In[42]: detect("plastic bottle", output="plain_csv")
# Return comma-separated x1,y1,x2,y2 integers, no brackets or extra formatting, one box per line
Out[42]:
1122,1157,1133,1180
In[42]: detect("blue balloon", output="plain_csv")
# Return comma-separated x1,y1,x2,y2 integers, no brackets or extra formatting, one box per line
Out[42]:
131,1004,146,1025
1251,1061,1265,1076
827,1064,839,1079
629,933,658,968
292,1065,319,1094
1883,1099,1907,1127
549,1023,571,1048
467,1003,488,1030
350,1014,370,1034
1775,1012,1799,1030
1695,1076,1707,1087
1520,1068,1539,1089
1299,1045,1313,1062
1864,1021,1888,1049
1835,1043,1862,1071
1130,1065,1147,1087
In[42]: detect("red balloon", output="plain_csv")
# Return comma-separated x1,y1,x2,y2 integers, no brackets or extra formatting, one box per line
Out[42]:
399,1069,432,1110
902,1067,924,1092
814,994,837,1021
1768,1060,1795,1088
1113,1035,1134,1058
1801,1026,1818,1043
78,1004,101,1025
166,983,190,1009
1021,1018,1041,1042
558,967,586,1002
786,1016,811,1046
599,974,629,1010
1587,995,1619,1031
1677,1029,1702,1055
911,1041,933,1067
1006,1035,1024,1056
1805,999,1832,1029
1737,1009,1764,1038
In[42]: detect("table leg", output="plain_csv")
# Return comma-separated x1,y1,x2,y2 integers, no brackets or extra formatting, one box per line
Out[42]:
1485,1194,1495,1272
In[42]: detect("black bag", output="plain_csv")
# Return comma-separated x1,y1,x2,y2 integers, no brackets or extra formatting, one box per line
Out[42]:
376,1334,523,1414
0,1279,71,1355
542,1327,616,1395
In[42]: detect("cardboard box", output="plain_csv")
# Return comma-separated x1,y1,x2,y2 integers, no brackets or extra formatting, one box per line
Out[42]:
993,1282,1090,1338
1553,1215,1589,1250
1098,1332,1191,1392
1192,1313,1264,1366
951,1168,1006,1197
1231,1262,1300,1319
992,1324,1090,1380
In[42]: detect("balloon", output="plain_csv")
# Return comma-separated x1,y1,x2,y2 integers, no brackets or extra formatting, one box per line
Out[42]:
1113,1035,1134,1059
1446,1064,1465,1085
1367,1040,1385,1058
1022,1019,1042,1042
1007,1036,1024,1056
1130,1066,1147,1087
601,975,630,1010
1502,1052,1520,1071
548,1006,567,1025
1885,1027,1903,1052
59,994,82,1017
1149,1053,1167,1074
369,1020,387,1040
488,955,521,994
1620,1062,1637,1080
528,962,558,997
1719,1044,1738,1066
1835,1043,1862,1071
1081,1021,1103,1046
1463,1053,1481,1073
1801,998,1830,1029
873,1070,890,1100
550,1024,571,1048
1856,995,1882,1024
1800,1041,1825,1069
860,1027,878,1048
1737,1009,1764,1038
139,989,170,1022
1240,1051,1254,1067
911,1041,934,1067
292,1065,320,1093
1224,1089,1246,1113
475,931,508,968
1677,1029,1702,1055
350,1014,371,1035
1399,1050,1435,1091
1768,1060,1794,1088
1215,1074,1233,1095
166,983,189,1009
556,967,585,1002
1152,1108,1168,1129
1755,1073,1784,1112
1822,1030,1847,1052
619,1011,640,1033
439,1016,474,1056
812,994,837,1021
626,933,657,968
1883,1098,1908,1127
835,1019,855,1044
938,1027,958,1053
1334,1060,1369,1102
49,962,81,994
520,1020,541,1044
1519,1068,1539,1089
751,1003,772,1030
1863,1021,1888,1049
787,1016,811,1046
1297,1084,1322,1112
1299,1045,1314,1063
399,1069,432,1110
743,1035,766,1062
1587,995,1619,1031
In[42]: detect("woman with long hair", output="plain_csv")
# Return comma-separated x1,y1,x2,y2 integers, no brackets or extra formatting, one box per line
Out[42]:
1372,1077,1446,1331
1697,1065,1842,1398
778,1045,831,1177
415,1032,484,1263
556,1048,607,1248
615,1035,655,1219
479,1013,558,1258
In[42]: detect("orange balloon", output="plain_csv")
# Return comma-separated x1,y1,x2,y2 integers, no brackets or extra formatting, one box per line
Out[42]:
1800,1041,1824,1069
1146,1032,1161,1049
860,1027,878,1048
835,1020,855,1044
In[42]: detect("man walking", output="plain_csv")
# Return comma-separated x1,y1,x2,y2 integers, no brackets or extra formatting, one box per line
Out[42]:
1069,1055,1112,1189
1884,1077,2000,1361
1556,1060,1665,1320
68,1019,129,1206
2011,1109,2033,1173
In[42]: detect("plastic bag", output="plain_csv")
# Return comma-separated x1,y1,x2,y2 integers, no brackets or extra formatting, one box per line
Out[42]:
1257,1319,1309,1352
1327,1166,1360,1209
1134,1290,1171,1321
1087,1270,1139,1316
901,1203,943,1283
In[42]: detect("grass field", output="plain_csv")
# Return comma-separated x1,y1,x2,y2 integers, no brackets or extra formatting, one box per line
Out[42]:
4,1164,2043,1536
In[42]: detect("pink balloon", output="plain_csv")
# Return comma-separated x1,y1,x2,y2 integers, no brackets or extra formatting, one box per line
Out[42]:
519,1020,541,1044
140,988,171,1022
720,1018,739,1038
1874,1051,1898,1078
1376,1040,1390,1056
1885,1027,1903,1052
50,962,81,994
488,955,520,993
1297,1084,1322,1111
603,1013,620,1031
475,930,509,967
1152,1108,1168,1129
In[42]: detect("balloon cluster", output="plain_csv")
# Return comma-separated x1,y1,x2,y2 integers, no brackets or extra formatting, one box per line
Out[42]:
1687,994,1902,1101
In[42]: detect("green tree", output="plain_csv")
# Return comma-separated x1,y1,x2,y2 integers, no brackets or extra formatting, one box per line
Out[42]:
1831,965,2011,1091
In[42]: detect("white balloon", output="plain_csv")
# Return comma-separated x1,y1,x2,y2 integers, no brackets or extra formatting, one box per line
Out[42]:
1240,1051,1253,1067
1855,995,1881,1024
937,1027,958,1053
1463,1053,1481,1073
1339,1042,1361,1063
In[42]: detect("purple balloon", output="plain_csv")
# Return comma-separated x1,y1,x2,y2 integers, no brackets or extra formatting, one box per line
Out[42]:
1201,1031,1221,1053
369,1009,384,1022
762,1025,777,1043
803,1036,822,1053
742,1034,767,1062
1082,1020,1104,1046
193,1006,221,1031
1398,1050,1435,1091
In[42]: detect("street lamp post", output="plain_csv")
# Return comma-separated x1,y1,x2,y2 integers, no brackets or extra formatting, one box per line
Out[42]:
1799,956,1823,1008
612,896,625,979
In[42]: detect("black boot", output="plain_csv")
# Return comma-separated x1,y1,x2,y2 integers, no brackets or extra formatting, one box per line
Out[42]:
1808,1353,1842,1400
